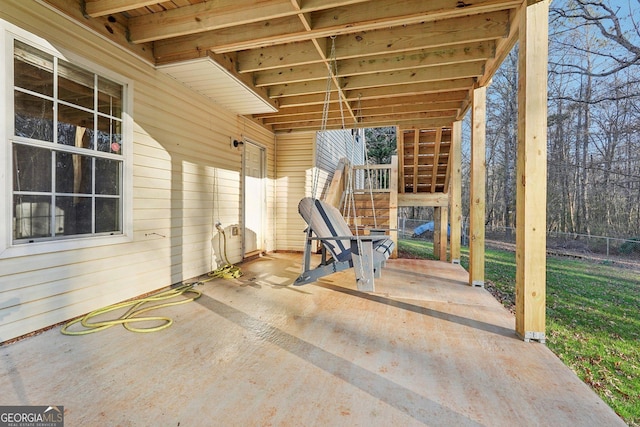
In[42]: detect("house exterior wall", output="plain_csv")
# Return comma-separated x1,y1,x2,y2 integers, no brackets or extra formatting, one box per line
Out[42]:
0,2,275,342
274,132,315,252
316,129,365,197
274,130,365,252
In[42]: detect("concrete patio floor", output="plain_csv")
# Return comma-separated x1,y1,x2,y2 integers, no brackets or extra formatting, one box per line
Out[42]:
0,253,625,426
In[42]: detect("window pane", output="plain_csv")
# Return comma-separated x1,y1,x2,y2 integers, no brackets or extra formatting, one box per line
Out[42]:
97,116,122,154
58,59,94,109
13,144,52,192
55,196,92,236
57,104,93,148
14,91,54,141
14,40,54,97
56,152,92,194
98,76,122,117
11,40,127,245
95,198,120,233
13,194,54,239
95,159,121,195
112,120,122,154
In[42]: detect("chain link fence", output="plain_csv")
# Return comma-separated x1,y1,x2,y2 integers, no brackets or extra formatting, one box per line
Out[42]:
399,218,640,258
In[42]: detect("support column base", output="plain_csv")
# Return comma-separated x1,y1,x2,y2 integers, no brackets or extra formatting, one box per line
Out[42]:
471,280,484,288
518,331,546,344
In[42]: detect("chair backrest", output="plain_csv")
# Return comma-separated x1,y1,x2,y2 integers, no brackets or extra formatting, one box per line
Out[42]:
298,197,353,262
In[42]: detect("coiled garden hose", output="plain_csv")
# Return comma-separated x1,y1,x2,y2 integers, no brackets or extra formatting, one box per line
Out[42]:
61,283,201,335
210,223,243,279
61,225,242,335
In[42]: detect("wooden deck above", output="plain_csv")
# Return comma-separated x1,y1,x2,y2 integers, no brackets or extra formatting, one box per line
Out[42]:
41,0,530,132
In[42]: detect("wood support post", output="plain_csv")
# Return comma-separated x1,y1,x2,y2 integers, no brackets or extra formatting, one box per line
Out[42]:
434,207,441,259
397,126,405,194
450,121,462,264
469,86,486,287
515,0,549,342
389,155,399,259
434,206,448,261
412,129,419,192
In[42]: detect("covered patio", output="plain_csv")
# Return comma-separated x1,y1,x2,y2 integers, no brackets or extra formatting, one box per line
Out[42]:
0,0,626,424
0,254,624,425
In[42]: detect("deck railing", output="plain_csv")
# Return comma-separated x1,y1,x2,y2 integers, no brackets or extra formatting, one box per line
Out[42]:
352,163,393,193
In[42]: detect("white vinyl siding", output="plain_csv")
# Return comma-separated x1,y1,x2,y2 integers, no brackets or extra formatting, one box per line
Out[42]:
275,132,315,251
274,130,365,252
0,3,276,342
315,129,365,198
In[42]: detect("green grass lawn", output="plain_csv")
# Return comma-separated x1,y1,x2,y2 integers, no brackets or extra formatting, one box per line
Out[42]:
398,239,640,426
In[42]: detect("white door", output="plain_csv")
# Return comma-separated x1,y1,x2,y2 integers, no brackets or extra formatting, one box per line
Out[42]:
243,141,265,257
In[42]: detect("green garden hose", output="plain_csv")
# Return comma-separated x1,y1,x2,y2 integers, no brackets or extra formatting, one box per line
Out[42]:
62,225,242,335
61,283,202,335
210,224,243,279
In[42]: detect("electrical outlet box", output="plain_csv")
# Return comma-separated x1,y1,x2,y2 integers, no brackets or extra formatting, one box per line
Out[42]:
232,226,239,236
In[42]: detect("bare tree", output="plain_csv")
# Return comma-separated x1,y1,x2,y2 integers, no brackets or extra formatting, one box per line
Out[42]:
551,0,640,77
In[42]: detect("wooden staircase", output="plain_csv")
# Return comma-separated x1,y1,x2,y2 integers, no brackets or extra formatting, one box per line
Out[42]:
343,193,392,231
321,127,454,262
399,127,452,195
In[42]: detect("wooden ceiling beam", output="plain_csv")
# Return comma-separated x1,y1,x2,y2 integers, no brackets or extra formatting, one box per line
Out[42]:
237,41,323,74
364,109,458,122
347,79,475,100
276,93,339,108
459,0,523,120
84,0,159,17
128,0,371,43
40,0,155,63
334,11,510,59
360,105,460,118
272,78,475,107
253,101,461,124
268,79,341,98
398,193,450,207
255,103,347,119
358,111,455,127
256,99,462,121
341,62,485,92
268,63,482,98
153,16,308,63
395,119,456,129
238,28,497,74
253,41,496,86
262,110,349,125
308,37,357,125
272,117,357,132
355,92,469,109
153,10,510,63
264,108,457,125
271,114,454,132
311,0,520,32
479,0,523,87
335,41,495,77
129,0,297,43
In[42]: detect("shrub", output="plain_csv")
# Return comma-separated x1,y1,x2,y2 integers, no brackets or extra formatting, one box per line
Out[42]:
618,237,640,255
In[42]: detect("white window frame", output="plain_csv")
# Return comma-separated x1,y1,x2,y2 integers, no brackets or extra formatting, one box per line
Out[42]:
0,19,134,259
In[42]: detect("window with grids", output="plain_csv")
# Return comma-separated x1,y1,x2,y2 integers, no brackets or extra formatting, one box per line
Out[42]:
12,39,126,242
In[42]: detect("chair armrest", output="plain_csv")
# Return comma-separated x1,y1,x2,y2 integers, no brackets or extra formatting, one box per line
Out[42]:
307,235,390,242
